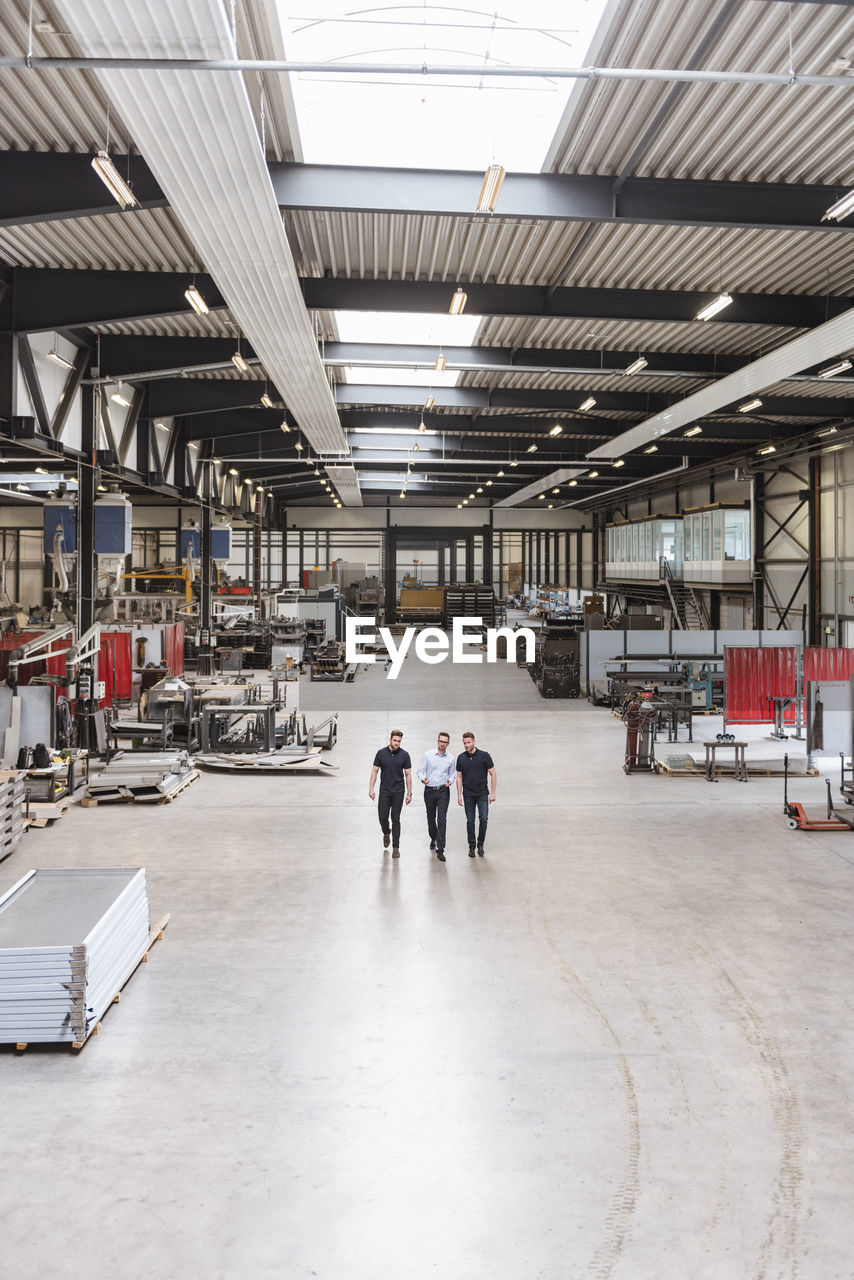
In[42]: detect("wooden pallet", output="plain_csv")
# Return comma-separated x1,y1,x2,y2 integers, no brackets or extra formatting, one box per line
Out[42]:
657,761,819,778
23,798,69,828
14,913,171,1052
156,768,200,803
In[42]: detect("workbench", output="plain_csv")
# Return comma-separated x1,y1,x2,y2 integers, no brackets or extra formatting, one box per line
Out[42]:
703,739,748,782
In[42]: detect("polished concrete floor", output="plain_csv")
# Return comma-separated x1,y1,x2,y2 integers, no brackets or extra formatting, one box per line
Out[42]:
2,655,853,1279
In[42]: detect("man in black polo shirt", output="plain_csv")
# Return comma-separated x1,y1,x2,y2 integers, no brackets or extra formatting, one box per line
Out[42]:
456,731,496,857
368,729,412,858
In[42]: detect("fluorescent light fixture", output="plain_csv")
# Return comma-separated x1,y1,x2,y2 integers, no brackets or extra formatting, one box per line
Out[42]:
399,490,405,498
434,355,446,372
818,358,853,378
184,284,209,315
280,421,290,433
817,425,839,438
683,425,702,437
244,479,253,489
548,504,553,509
643,444,658,454
738,398,763,413
155,420,169,431
457,503,462,509
579,396,597,412
613,459,625,468
486,480,492,486
510,460,518,467
758,444,776,455
552,488,560,494
110,390,131,408
568,480,577,487
497,470,504,477
526,444,538,453
314,468,321,476
588,470,598,478
462,499,468,505
476,163,506,214
549,424,563,436
34,466,48,475
232,351,249,373
228,467,239,476
260,392,274,408
823,190,854,222
424,395,435,410
449,288,467,316
476,487,483,494
47,348,74,370
469,492,475,499
91,150,138,209
538,494,545,500
695,292,733,322
418,420,427,432
624,357,648,375
295,441,304,451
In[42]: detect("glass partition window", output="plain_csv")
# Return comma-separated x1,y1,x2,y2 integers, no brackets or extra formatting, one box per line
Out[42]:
712,511,723,560
724,509,750,560
702,512,711,560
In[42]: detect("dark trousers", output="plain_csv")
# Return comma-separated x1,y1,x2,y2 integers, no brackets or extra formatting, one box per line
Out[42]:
378,790,404,845
423,787,450,850
463,792,489,849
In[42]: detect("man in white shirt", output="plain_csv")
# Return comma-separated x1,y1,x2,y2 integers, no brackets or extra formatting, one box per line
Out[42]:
416,731,455,862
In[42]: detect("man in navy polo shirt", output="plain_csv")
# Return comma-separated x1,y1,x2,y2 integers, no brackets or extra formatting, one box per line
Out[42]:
369,729,412,858
456,731,497,857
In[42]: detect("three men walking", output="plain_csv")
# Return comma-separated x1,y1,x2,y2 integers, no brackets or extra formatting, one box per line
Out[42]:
369,729,496,860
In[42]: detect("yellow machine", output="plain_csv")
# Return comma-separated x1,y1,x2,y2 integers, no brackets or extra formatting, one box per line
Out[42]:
121,565,194,603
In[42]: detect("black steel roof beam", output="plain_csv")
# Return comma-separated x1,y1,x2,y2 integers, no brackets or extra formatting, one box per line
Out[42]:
8,269,844,331
5,150,854,235
97,334,258,380
146,378,272,418
8,269,226,332
303,277,840,329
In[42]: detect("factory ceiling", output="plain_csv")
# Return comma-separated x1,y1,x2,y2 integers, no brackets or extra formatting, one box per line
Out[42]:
2,0,854,512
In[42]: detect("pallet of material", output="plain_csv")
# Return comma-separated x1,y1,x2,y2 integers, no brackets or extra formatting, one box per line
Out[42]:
0,868,154,1046
86,751,200,804
195,748,338,773
657,755,817,777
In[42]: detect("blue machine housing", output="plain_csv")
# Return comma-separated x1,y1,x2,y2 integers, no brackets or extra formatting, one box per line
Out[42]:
180,527,201,560
181,525,232,561
43,502,77,555
94,499,132,555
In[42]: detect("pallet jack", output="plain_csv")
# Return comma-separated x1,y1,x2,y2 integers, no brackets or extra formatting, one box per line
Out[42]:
783,753,854,831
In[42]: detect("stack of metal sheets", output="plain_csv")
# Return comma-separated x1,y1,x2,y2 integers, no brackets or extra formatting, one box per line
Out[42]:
86,751,198,803
0,868,151,1045
0,771,25,862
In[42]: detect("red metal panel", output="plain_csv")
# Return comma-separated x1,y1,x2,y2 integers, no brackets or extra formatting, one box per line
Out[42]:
724,646,799,725
803,646,854,682
163,622,185,676
98,632,133,707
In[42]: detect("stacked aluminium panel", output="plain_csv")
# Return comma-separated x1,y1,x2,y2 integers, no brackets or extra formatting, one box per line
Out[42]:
0,868,150,1044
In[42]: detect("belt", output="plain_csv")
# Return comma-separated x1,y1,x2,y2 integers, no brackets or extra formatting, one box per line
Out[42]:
425,785,448,791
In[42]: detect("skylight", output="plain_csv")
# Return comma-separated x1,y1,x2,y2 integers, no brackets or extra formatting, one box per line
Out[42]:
279,3,609,172
341,365,459,387
334,310,481,347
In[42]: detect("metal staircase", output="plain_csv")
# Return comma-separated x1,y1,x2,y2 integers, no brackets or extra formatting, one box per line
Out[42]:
661,560,710,630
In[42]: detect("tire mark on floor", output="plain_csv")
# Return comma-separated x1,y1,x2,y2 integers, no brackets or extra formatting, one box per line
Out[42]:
528,880,640,1280
689,938,804,1280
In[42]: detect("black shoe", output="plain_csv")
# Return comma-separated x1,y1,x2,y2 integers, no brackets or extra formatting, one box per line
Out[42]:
383,832,390,848
477,846,485,857
392,847,400,858
468,846,475,857
429,839,436,850
437,850,446,862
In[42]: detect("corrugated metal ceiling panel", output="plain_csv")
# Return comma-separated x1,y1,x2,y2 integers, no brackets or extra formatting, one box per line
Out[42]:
474,314,801,357
548,0,854,183
0,206,194,270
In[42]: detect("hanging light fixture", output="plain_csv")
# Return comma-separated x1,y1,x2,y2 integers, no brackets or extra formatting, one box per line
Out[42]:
526,443,538,453
695,292,732,321
260,390,274,408
476,163,506,214
738,398,763,413
683,425,702,437
449,288,467,316
613,459,625,468
643,444,659,454
47,348,75,370
110,389,131,408
424,395,435,411
549,424,563,436
434,354,446,372
757,444,776,455
818,358,853,378
280,420,290,433
232,349,249,374
624,356,648,375
184,283,209,316
91,150,138,209
588,470,598,478
823,190,854,222
579,396,596,412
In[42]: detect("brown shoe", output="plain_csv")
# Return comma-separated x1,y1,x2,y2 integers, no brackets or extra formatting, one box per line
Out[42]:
392,847,400,858
383,833,390,848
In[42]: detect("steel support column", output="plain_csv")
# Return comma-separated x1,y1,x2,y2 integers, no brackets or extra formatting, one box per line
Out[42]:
808,456,821,645
78,385,96,633
753,474,765,628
